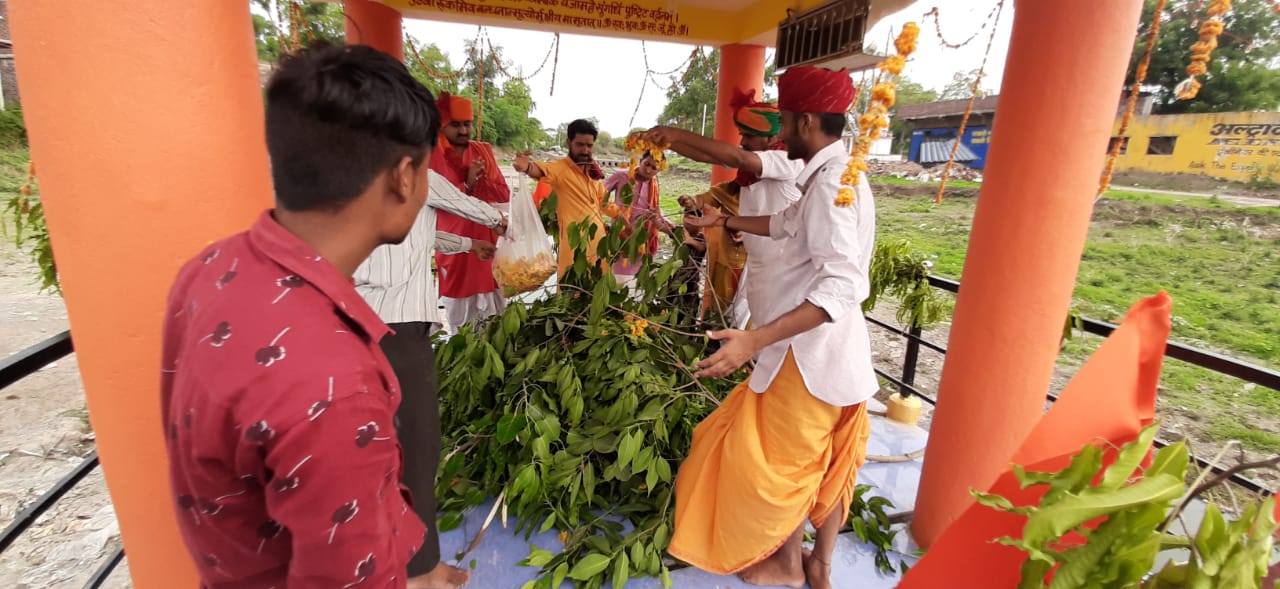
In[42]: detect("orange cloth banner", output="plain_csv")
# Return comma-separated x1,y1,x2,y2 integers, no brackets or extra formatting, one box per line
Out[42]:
899,292,1172,588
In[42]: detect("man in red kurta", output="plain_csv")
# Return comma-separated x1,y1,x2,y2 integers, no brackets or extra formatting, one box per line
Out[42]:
432,93,511,333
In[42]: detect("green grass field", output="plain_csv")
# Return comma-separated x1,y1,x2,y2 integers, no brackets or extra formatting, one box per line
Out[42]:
872,180,1280,455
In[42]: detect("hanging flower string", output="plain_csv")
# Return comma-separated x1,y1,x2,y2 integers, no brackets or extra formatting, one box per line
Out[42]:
1176,0,1230,100
922,4,1002,50
405,32,472,80
838,23,918,207
485,33,560,82
933,0,1005,205
1098,0,1168,197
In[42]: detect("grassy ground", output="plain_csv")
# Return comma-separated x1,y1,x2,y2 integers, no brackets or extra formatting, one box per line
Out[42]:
873,179,1280,456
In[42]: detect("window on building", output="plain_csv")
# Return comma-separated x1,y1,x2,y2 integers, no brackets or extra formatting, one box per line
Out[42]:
1108,136,1129,155
1146,136,1177,155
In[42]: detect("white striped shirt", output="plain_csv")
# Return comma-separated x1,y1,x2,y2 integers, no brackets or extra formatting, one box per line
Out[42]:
354,170,504,325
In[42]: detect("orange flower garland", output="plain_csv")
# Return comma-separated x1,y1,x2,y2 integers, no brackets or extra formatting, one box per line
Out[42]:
1099,0,1168,196
838,23,918,207
1176,0,1230,100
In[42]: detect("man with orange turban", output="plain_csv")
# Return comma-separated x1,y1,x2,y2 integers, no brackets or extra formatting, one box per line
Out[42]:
661,66,875,589
432,92,511,333
644,88,803,326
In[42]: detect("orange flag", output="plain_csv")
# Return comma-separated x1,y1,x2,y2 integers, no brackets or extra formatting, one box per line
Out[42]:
898,292,1172,588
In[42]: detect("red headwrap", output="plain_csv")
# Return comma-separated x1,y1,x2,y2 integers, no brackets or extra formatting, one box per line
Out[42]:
436,92,474,125
777,66,857,114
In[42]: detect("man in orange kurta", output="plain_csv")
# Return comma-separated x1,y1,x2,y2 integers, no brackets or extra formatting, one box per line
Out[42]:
431,93,511,333
512,119,607,277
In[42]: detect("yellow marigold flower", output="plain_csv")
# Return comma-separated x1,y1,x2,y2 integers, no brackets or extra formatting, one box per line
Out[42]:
871,83,897,108
1199,20,1224,36
857,112,880,131
1191,39,1218,53
1186,62,1208,76
1207,0,1230,16
895,23,920,56
878,55,906,76
1176,78,1202,100
841,170,859,185
835,187,856,207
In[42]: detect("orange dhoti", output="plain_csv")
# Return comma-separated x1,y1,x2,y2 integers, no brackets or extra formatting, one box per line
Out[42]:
668,350,871,574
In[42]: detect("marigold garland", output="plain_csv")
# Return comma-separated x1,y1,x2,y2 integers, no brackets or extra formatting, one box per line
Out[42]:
1176,0,1230,100
622,135,670,173
838,23,918,207
1098,0,1168,197
933,0,1005,205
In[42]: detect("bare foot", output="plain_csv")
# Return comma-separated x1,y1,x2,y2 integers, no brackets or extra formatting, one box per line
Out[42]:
737,549,804,588
803,548,832,589
407,563,471,589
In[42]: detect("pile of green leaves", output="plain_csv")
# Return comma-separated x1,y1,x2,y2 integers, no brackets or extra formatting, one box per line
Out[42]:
436,214,949,587
976,424,1278,588
436,221,727,589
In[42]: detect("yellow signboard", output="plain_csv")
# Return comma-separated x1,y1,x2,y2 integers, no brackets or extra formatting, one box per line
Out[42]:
385,0,835,46
1111,112,1280,184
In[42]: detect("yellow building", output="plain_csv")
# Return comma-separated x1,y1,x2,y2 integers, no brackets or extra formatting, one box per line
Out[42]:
1110,111,1280,184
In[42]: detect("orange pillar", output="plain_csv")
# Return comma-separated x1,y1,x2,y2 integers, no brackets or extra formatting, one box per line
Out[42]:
344,0,404,60
7,2,271,586
711,44,765,184
911,0,1143,548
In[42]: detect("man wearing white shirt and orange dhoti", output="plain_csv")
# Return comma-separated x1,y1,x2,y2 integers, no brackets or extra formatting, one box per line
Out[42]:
661,66,876,589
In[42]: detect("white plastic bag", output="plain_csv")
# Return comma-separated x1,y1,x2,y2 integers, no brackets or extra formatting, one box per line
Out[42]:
492,180,556,297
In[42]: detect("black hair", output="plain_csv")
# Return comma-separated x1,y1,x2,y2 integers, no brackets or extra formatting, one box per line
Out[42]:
817,112,847,138
566,119,599,142
264,43,440,212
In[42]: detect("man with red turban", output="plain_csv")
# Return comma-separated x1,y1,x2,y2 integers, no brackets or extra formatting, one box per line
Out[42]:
643,87,804,326
662,66,876,589
432,92,511,333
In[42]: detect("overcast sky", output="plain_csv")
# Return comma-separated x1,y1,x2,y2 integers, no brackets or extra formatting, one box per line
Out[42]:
398,1,1014,136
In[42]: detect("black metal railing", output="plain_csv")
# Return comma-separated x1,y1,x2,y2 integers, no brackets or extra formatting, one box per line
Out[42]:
0,332,124,588
4,273,1277,586
869,275,1280,496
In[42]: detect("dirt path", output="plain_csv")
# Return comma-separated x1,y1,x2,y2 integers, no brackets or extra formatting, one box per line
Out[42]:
0,243,129,589
1110,186,1280,209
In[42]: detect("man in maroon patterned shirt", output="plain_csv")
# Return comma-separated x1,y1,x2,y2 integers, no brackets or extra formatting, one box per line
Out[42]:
160,44,460,588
